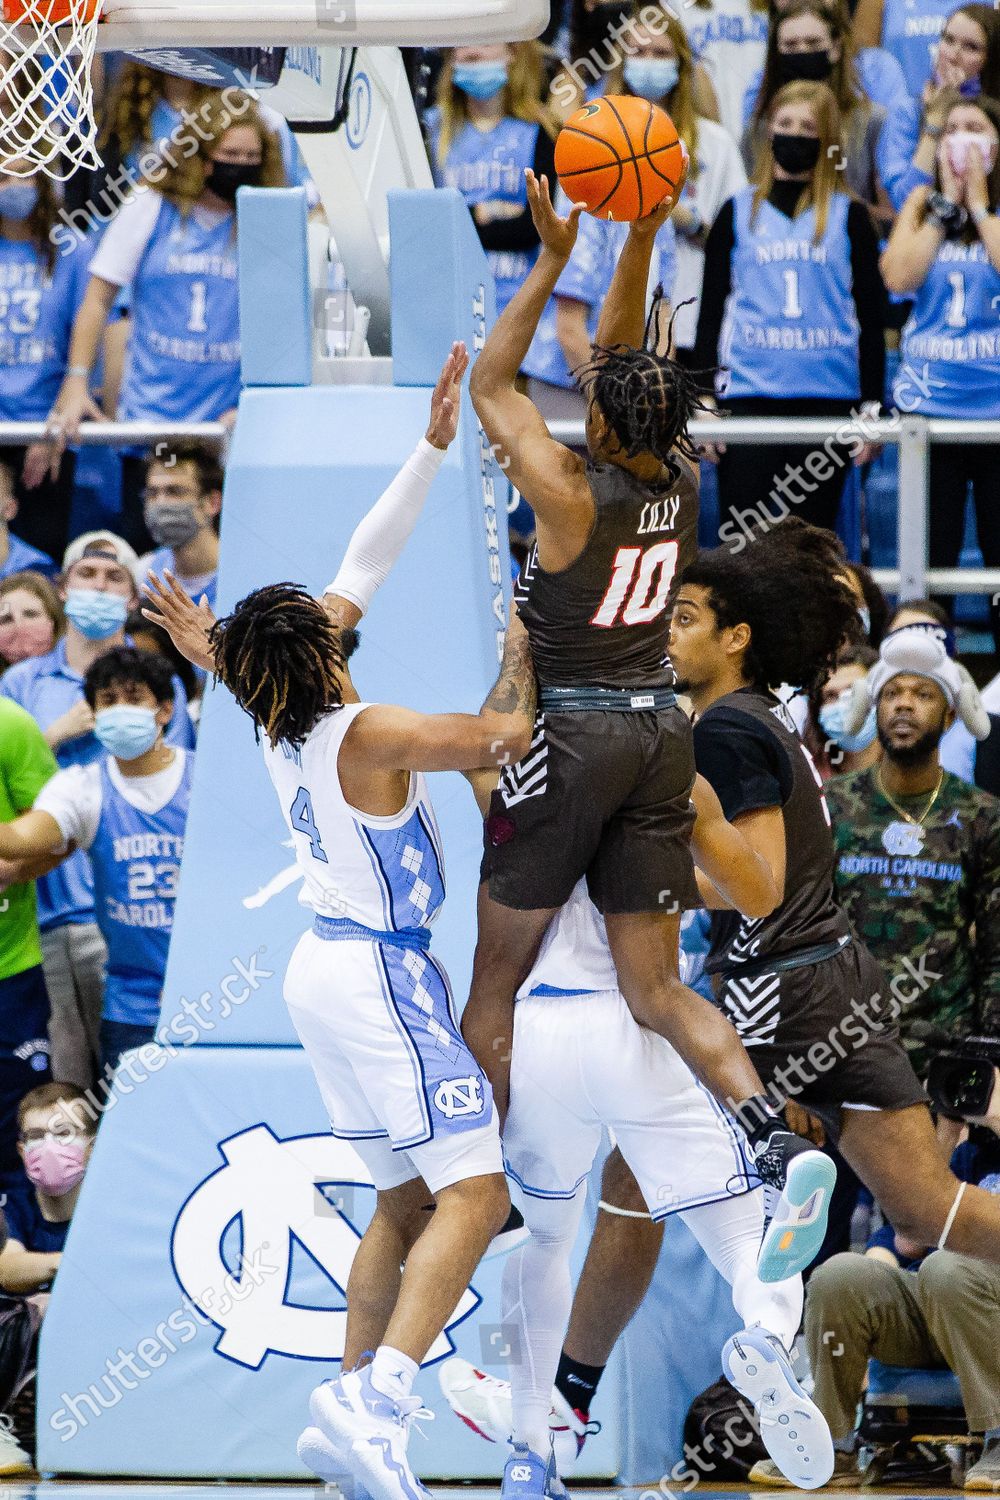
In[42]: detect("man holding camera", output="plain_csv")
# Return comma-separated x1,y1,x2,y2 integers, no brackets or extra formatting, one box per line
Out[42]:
826,626,1000,1078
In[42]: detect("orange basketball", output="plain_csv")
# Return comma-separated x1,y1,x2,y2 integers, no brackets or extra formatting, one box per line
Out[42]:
2,0,100,22
554,94,689,223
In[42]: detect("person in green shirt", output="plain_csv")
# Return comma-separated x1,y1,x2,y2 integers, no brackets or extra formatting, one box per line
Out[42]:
827,626,1000,1079
0,697,59,1184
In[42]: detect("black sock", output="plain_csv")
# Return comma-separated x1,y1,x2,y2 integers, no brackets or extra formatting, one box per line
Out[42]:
738,1093,783,1145
555,1353,605,1415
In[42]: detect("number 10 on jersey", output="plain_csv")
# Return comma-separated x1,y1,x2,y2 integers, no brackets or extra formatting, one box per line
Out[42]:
591,541,679,628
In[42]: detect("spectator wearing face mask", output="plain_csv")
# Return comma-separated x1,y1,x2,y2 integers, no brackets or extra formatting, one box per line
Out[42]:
428,44,559,319
0,575,63,673
0,160,91,563
44,96,285,556
743,0,910,215
0,1083,95,1297
882,96,1000,652
0,465,55,584
804,643,881,780
137,440,222,613
854,0,998,98
0,649,193,1077
695,82,886,540
909,6,1000,183
601,7,747,356
0,534,193,1094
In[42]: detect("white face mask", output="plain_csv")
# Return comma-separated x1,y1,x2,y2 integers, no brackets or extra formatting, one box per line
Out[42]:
943,129,999,177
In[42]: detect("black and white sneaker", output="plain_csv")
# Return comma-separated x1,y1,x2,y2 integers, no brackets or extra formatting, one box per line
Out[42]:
751,1128,836,1283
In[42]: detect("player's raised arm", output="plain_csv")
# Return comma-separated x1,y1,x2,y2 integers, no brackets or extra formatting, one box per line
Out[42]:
468,172,591,525
322,341,469,630
343,605,537,775
594,197,674,353
690,774,784,917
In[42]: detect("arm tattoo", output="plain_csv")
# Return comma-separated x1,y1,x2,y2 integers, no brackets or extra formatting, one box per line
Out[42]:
482,622,537,720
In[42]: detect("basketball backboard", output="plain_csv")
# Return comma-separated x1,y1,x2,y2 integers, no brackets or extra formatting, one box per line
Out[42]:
88,0,548,48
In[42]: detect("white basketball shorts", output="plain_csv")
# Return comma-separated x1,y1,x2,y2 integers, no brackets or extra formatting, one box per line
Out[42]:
504,988,756,1216
284,928,503,1194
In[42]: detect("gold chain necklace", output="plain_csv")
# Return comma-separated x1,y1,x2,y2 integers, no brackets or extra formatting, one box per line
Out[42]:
877,765,945,827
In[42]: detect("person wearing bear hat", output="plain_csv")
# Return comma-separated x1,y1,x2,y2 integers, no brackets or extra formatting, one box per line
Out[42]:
826,625,1000,1079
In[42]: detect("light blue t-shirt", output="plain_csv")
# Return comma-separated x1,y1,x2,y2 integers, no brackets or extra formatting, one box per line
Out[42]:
0,232,91,421
0,533,57,581
0,637,195,929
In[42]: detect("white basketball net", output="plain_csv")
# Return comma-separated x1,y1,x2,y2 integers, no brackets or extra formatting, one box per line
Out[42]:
0,0,103,179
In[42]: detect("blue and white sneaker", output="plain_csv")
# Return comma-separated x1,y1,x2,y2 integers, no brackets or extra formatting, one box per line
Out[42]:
752,1129,836,1283
502,1441,557,1500
310,1366,434,1500
723,1327,834,1491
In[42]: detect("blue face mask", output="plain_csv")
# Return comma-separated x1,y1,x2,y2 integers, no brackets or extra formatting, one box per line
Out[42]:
63,588,129,641
819,692,878,753
624,57,680,100
0,184,39,223
452,61,509,100
93,706,160,761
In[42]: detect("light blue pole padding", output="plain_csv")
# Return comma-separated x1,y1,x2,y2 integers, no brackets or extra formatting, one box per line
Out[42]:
237,186,312,387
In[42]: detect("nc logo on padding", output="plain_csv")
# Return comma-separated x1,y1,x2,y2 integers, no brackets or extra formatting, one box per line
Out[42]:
433,1076,484,1119
171,1125,477,1368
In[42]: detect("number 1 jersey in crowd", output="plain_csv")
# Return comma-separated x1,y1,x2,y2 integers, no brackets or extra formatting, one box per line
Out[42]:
262,705,446,935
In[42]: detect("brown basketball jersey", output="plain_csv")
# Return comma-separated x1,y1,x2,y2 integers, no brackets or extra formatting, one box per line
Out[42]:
514,456,700,690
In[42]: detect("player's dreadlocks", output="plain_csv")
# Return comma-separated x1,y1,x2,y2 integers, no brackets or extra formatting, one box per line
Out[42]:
679,518,861,694
578,293,713,466
209,582,347,749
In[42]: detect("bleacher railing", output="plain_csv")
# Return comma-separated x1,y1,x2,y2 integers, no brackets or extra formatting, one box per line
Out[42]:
4,416,998,600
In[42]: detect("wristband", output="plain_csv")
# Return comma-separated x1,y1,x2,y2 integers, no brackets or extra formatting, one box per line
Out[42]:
971,203,990,226
67,365,90,377
922,122,944,139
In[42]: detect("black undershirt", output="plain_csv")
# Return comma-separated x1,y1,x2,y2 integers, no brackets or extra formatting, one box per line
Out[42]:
473,126,557,255
693,182,886,406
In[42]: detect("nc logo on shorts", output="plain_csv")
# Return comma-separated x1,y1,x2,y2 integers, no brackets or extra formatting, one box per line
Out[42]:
510,1466,534,1482
433,1075,484,1120
171,1125,478,1368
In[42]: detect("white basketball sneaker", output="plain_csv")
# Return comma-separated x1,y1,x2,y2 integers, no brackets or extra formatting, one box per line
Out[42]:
309,1366,434,1500
438,1357,597,1473
722,1326,834,1490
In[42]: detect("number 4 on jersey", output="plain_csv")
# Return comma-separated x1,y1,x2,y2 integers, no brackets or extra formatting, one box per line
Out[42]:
592,541,679,628
290,787,329,864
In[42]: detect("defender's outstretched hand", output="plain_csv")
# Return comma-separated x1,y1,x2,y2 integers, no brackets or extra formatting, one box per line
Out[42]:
525,170,586,259
142,572,217,674
628,195,675,241
425,341,470,451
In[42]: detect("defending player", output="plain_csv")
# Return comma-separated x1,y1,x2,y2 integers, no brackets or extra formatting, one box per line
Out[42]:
465,170,831,1253
458,760,835,1498
144,345,535,1500
444,521,1000,1474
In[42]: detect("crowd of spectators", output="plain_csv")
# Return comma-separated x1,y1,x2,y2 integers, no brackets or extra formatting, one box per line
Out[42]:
0,0,999,1479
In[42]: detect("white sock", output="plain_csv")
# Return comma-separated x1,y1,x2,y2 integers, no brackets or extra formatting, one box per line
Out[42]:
681,1191,804,1352
502,1189,586,1459
369,1346,419,1402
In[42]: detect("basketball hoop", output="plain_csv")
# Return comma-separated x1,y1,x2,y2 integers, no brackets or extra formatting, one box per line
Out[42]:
0,0,103,180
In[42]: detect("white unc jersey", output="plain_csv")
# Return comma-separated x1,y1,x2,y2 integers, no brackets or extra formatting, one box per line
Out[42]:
262,702,445,933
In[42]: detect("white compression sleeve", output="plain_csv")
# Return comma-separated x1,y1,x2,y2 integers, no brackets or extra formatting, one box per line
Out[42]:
502,1187,588,1460
324,437,445,615
681,1192,804,1352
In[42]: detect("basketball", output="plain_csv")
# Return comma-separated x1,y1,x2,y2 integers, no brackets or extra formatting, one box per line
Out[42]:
554,94,689,223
